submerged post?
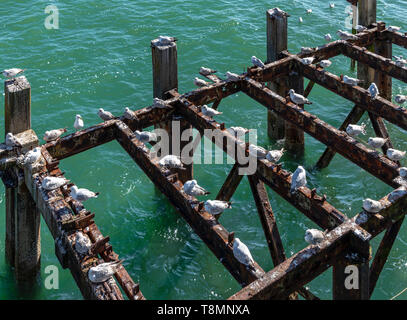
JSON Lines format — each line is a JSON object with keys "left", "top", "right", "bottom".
{"left": 266, "top": 8, "right": 288, "bottom": 141}
{"left": 4, "top": 76, "right": 41, "bottom": 280}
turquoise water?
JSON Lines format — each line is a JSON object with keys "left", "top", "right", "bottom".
{"left": 0, "top": 0, "right": 406, "bottom": 300}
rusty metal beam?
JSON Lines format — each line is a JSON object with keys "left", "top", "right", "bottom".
{"left": 216, "top": 163, "right": 243, "bottom": 202}
{"left": 242, "top": 78, "right": 400, "bottom": 187}
{"left": 383, "top": 30, "right": 407, "bottom": 50}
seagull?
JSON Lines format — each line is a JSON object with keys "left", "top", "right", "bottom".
{"left": 319, "top": 60, "right": 332, "bottom": 68}
{"left": 194, "top": 77, "right": 209, "bottom": 87}
{"left": 98, "top": 108, "right": 114, "bottom": 121}
{"left": 266, "top": 148, "right": 285, "bottom": 162}
{"left": 183, "top": 180, "right": 210, "bottom": 196}
{"left": 24, "top": 147, "right": 42, "bottom": 165}
{"left": 387, "top": 148, "right": 406, "bottom": 161}
{"left": 74, "top": 114, "right": 84, "bottom": 131}
{"left": 43, "top": 128, "right": 67, "bottom": 142}
{"left": 368, "top": 137, "right": 388, "bottom": 149}
{"left": 395, "top": 95, "right": 406, "bottom": 105}
{"left": 153, "top": 97, "right": 170, "bottom": 109}
{"left": 204, "top": 200, "right": 232, "bottom": 216}
{"left": 158, "top": 155, "right": 185, "bottom": 170}
{"left": 305, "top": 229, "right": 326, "bottom": 245}
{"left": 399, "top": 167, "right": 407, "bottom": 178}
{"left": 393, "top": 55, "right": 407, "bottom": 67}
{"left": 226, "top": 126, "right": 250, "bottom": 137}
{"left": 251, "top": 56, "right": 265, "bottom": 68}
{"left": 342, "top": 75, "right": 364, "bottom": 86}
{"left": 41, "top": 176, "right": 70, "bottom": 191}
{"left": 70, "top": 185, "right": 99, "bottom": 202}
{"left": 200, "top": 67, "right": 217, "bottom": 76}
{"left": 300, "top": 57, "right": 315, "bottom": 65}
{"left": 124, "top": 107, "right": 137, "bottom": 120}
{"left": 388, "top": 26, "right": 401, "bottom": 32}
{"left": 158, "top": 36, "right": 176, "bottom": 45}
{"left": 306, "top": 9, "right": 312, "bottom": 14}
{"left": 346, "top": 123, "right": 366, "bottom": 137}
{"left": 88, "top": 260, "right": 123, "bottom": 283}
{"left": 368, "top": 83, "right": 379, "bottom": 99}
{"left": 75, "top": 231, "right": 92, "bottom": 254}
{"left": 363, "top": 198, "right": 383, "bottom": 213}
{"left": 201, "top": 105, "right": 222, "bottom": 118}
{"left": 301, "top": 47, "right": 314, "bottom": 54}
{"left": 337, "top": 30, "right": 358, "bottom": 40}
{"left": 225, "top": 71, "right": 240, "bottom": 82}
{"left": 233, "top": 238, "right": 255, "bottom": 270}
{"left": 299, "top": 17, "right": 303, "bottom": 23}
{"left": 324, "top": 34, "right": 332, "bottom": 42}
{"left": 248, "top": 144, "right": 267, "bottom": 159}
{"left": 2, "top": 68, "right": 25, "bottom": 78}
{"left": 289, "top": 89, "right": 312, "bottom": 105}
{"left": 329, "top": 3, "right": 335, "bottom": 8}
{"left": 134, "top": 130, "right": 157, "bottom": 143}
{"left": 388, "top": 186, "right": 407, "bottom": 203}
{"left": 5, "top": 132, "right": 21, "bottom": 147}
{"left": 290, "top": 166, "right": 307, "bottom": 193}
{"left": 355, "top": 25, "right": 367, "bottom": 33}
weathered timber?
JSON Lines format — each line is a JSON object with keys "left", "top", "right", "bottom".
{"left": 242, "top": 78, "right": 400, "bottom": 187}
{"left": 228, "top": 221, "right": 371, "bottom": 300}
{"left": 216, "top": 163, "right": 244, "bottom": 202}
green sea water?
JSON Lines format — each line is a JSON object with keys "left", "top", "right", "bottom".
{"left": 0, "top": 0, "right": 406, "bottom": 300}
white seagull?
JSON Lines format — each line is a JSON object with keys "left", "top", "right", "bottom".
{"left": 2, "top": 68, "right": 25, "bottom": 78}
{"left": 319, "top": 60, "right": 332, "bottom": 68}
{"left": 158, "top": 155, "right": 185, "bottom": 170}
{"left": 388, "top": 26, "right": 401, "bottom": 32}
{"left": 74, "top": 114, "right": 84, "bottom": 131}
{"left": 388, "top": 186, "right": 407, "bottom": 203}
{"left": 124, "top": 107, "right": 137, "bottom": 120}
{"left": 306, "top": 9, "right": 312, "bottom": 14}
{"left": 200, "top": 67, "right": 217, "bottom": 76}
{"left": 363, "top": 198, "right": 383, "bottom": 213}
{"left": 251, "top": 56, "right": 265, "bottom": 68}
{"left": 399, "top": 167, "right": 407, "bottom": 178}
{"left": 346, "top": 123, "right": 366, "bottom": 137}
{"left": 355, "top": 25, "right": 367, "bottom": 33}
{"left": 70, "top": 185, "right": 99, "bottom": 202}
{"left": 289, "top": 89, "right": 312, "bottom": 105}
{"left": 301, "top": 47, "right": 314, "bottom": 54}
{"left": 43, "top": 128, "right": 67, "bottom": 142}
{"left": 201, "top": 105, "right": 222, "bottom": 118}
{"left": 324, "top": 34, "right": 332, "bottom": 42}
{"left": 134, "top": 130, "right": 157, "bottom": 143}
{"left": 266, "top": 148, "right": 285, "bottom": 162}
{"left": 24, "top": 147, "right": 43, "bottom": 165}
{"left": 300, "top": 57, "right": 315, "bottom": 65}
{"left": 204, "top": 200, "right": 232, "bottom": 216}
{"left": 233, "top": 238, "right": 255, "bottom": 270}
{"left": 183, "top": 180, "right": 210, "bottom": 196}
{"left": 41, "top": 176, "right": 70, "bottom": 191}
{"left": 337, "top": 30, "right": 358, "bottom": 40}
{"left": 98, "top": 108, "right": 114, "bottom": 121}
{"left": 5, "top": 132, "right": 21, "bottom": 147}
{"left": 75, "top": 231, "right": 92, "bottom": 255}
{"left": 387, "top": 148, "right": 406, "bottom": 161}
{"left": 368, "top": 137, "right": 388, "bottom": 149}
{"left": 194, "top": 77, "right": 209, "bottom": 87}
{"left": 248, "top": 144, "right": 268, "bottom": 159}
{"left": 225, "top": 71, "right": 240, "bottom": 82}
{"left": 368, "top": 83, "right": 379, "bottom": 99}
{"left": 88, "top": 260, "right": 123, "bottom": 283}
{"left": 158, "top": 36, "right": 176, "bottom": 45}
{"left": 342, "top": 75, "right": 363, "bottom": 86}
{"left": 305, "top": 229, "right": 326, "bottom": 245}
{"left": 227, "top": 126, "right": 250, "bottom": 137}
{"left": 395, "top": 95, "right": 406, "bottom": 105}
{"left": 290, "top": 166, "right": 307, "bottom": 193}
{"left": 153, "top": 97, "right": 170, "bottom": 109}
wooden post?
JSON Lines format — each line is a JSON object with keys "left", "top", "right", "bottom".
{"left": 4, "top": 76, "right": 41, "bottom": 280}
{"left": 266, "top": 8, "right": 288, "bottom": 140}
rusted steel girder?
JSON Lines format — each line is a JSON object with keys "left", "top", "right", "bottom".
{"left": 113, "top": 120, "right": 265, "bottom": 287}
{"left": 228, "top": 220, "right": 371, "bottom": 300}
{"left": 341, "top": 42, "right": 407, "bottom": 83}
{"left": 171, "top": 97, "right": 347, "bottom": 231}
{"left": 295, "top": 58, "right": 407, "bottom": 132}
{"left": 242, "top": 78, "right": 400, "bottom": 187}
{"left": 216, "top": 163, "right": 244, "bottom": 202}
{"left": 383, "top": 30, "right": 407, "bottom": 50}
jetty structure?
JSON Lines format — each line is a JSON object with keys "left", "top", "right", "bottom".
{"left": 1, "top": 0, "right": 407, "bottom": 300}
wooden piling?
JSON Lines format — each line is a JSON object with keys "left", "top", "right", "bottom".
{"left": 4, "top": 76, "right": 41, "bottom": 279}
{"left": 266, "top": 8, "right": 288, "bottom": 140}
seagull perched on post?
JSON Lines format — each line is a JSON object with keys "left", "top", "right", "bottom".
{"left": 153, "top": 97, "right": 170, "bottom": 109}
{"left": 226, "top": 126, "right": 250, "bottom": 138}
{"left": 194, "top": 77, "right": 209, "bottom": 87}
{"left": 319, "top": 60, "right": 332, "bottom": 68}
{"left": 388, "top": 26, "right": 401, "bottom": 32}
{"left": 266, "top": 148, "right": 285, "bottom": 162}
{"left": 88, "top": 260, "right": 123, "bottom": 283}
{"left": 41, "top": 176, "right": 70, "bottom": 191}
{"left": 233, "top": 238, "right": 255, "bottom": 270}
{"left": 123, "top": 107, "right": 137, "bottom": 120}
{"left": 341, "top": 75, "right": 364, "bottom": 86}
{"left": 204, "top": 200, "right": 232, "bottom": 216}
{"left": 75, "top": 231, "right": 92, "bottom": 255}
{"left": 395, "top": 95, "right": 406, "bottom": 105}
{"left": 305, "top": 229, "right": 326, "bottom": 245}
{"left": 183, "top": 180, "right": 210, "bottom": 196}
{"left": 251, "top": 56, "right": 265, "bottom": 68}
{"left": 201, "top": 105, "right": 222, "bottom": 118}
{"left": 393, "top": 55, "right": 407, "bottom": 67}
{"left": 200, "top": 67, "right": 217, "bottom": 76}
{"left": 74, "top": 115, "right": 84, "bottom": 131}
{"left": 387, "top": 148, "right": 406, "bottom": 161}
{"left": 368, "top": 137, "right": 388, "bottom": 149}
{"left": 24, "top": 147, "right": 43, "bottom": 165}
{"left": 2, "top": 68, "right": 25, "bottom": 79}
{"left": 399, "top": 167, "right": 407, "bottom": 178}
{"left": 158, "top": 36, "right": 176, "bottom": 45}
{"left": 98, "top": 108, "right": 114, "bottom": 121}
{"left": 368, "top": 83, "right": 379, "bottom": 100}
{"left": 43, "top": 128, "right": 67, "bottom": 142}
{"left": 5, "top": 132, "right": 21, "bottom": 148}
{"left": 134, "top": 130, "right": 157, "bottom": 143}
{"left": 158, "top": 155, "right": 185, "bottom": 170}
{"left": 225, "top": 71, "right": 240, "bottom": 82}
{"left": 324, "top": 34, "right": 332, "bottom": 42}
{"left": 388, "top": 186, "right": 407, "bottom": 203}
{"left": 300, "top": 57, "right": 315, "bottom": 65}
{"left": 363, "top": 198, "right": 383, "bottom": 213}
{"left": 300, "top": 47, "right": 314, "bottom": 54}
{"left": 355, "top": 25, "right": 367, "bottom": 33}
{"left": 346, "top": 123, "right": 366, "bottom": 137}
{"left": 290, "top": 166, "right": 307, "bottom": 193}
{"left": 248, "top": 144, "right": 268, "bottom": 159}
{"left": 70, "top": 185, "right": 99, "bottom": 202}
{"left": 288, "top": 89, "right": 312, "bottom": 105}
{"left": 337, "top": 30, "right": 358, "bottom": 40}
